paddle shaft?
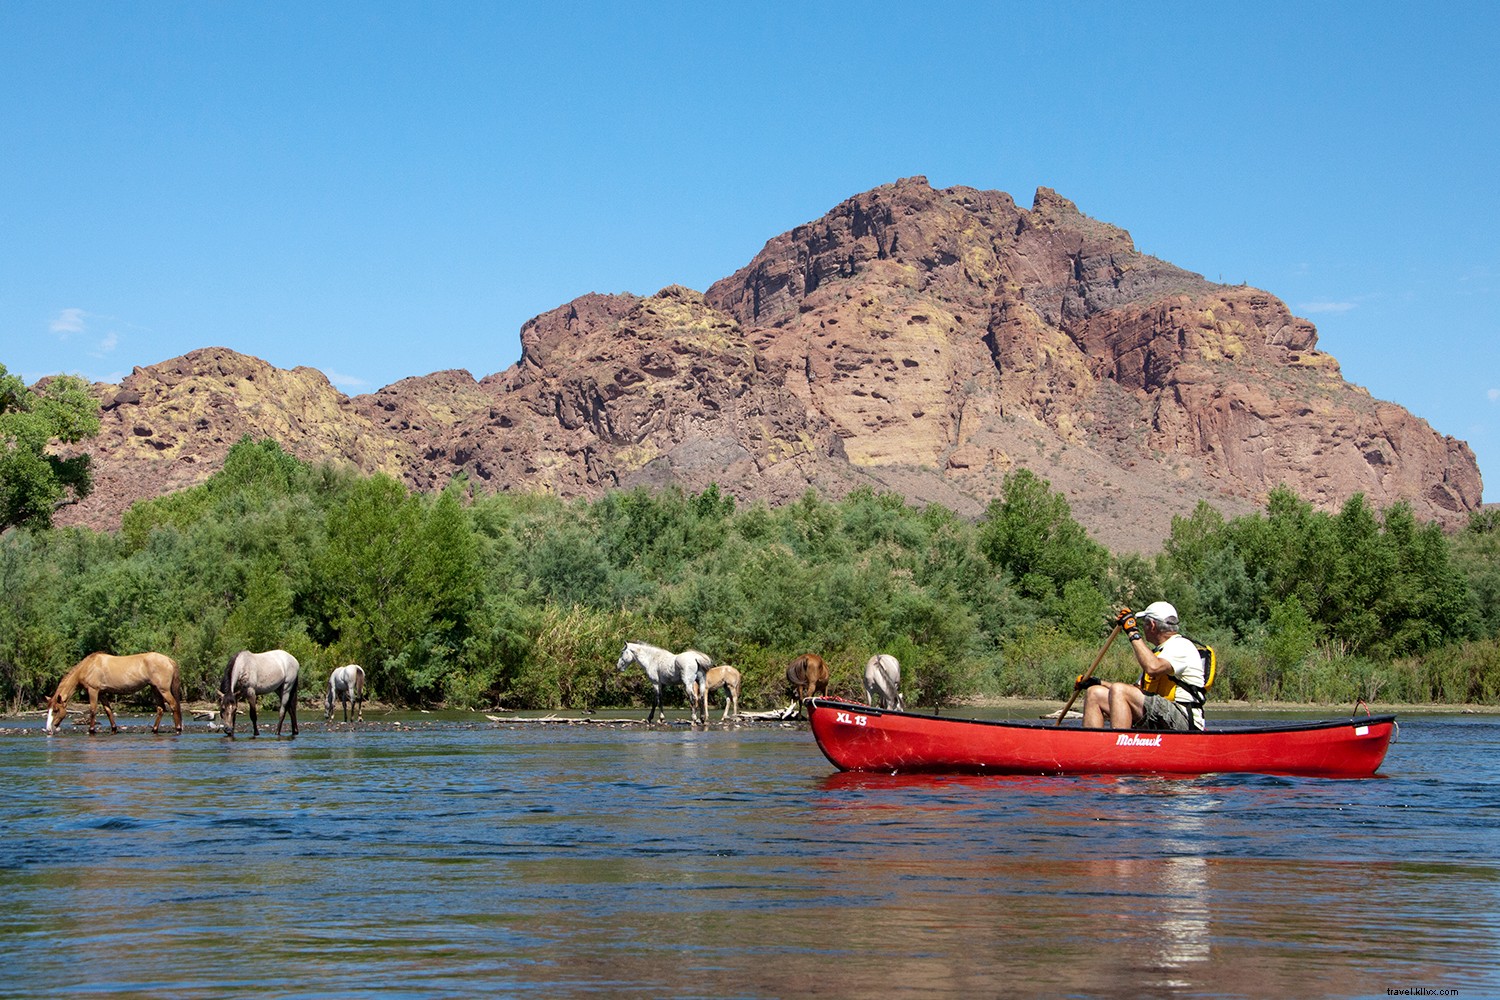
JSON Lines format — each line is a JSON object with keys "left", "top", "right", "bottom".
{"left": 1055, "top": 623, "right": 1122, "bottom": 726}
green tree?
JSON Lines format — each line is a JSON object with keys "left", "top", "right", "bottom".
{"left": 0, "top": 365, "right": 101, "bottom": 531}
{"left": 979, "top": 469, "right": 1108, "bottom": 602}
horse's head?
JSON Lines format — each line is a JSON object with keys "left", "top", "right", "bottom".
{"left": 42, "top": 693, "right": 69, "bottom": 734}
{"left": 616, "top": 644, "right": 635, "bottom": 672}
{"left": 218, "top": 687, "right": 237, "bottom": 732}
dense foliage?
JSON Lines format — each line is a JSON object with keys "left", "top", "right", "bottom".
{"left": 0, "top": 364, "right": 100, "bottom": 532}
{"left": 2, "top": 437, "right": 1496, "bottom": 714}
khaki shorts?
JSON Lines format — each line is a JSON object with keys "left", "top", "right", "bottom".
{"left": 1138, "top": 694, "right": 1191, "bottom": 732}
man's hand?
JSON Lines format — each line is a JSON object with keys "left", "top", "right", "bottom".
{"left": 1116, "top": 607, "right": 1141, "bottom": 642}
{"left": 1074, "top": 675, "right": 1102, "bottom": 691}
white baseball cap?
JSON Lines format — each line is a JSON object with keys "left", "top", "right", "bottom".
{"left": 1138, "top": 602, "right": 1179, "bottom": 627}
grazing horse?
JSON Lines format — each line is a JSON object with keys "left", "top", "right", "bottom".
{"left": 220, "top": 649, "right": 300, "bottom": 738}
{"left": 863, "top": 653, "right": 905, "bottom": 711}
{"left": 616, "top": 642, "right": 711, "bottom": 724}
{"left": 326, "top": 664, "right": 366, "bottom": 723}
{"left": 43, "top": 652, "right": 183, "bottom": 735}
{"left": 704, "top": 663, "right": 742, "bottom": 721}
{"left": 786, "top": 653, "right": 829, "bottom": 708}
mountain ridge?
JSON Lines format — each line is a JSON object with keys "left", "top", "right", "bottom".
{"left": 51, "top": 177, "right": 1483, "bottom": 552}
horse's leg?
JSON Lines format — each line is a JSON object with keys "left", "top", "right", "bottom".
{"left": 85, "top": 689, "right": 101, "bottom": 734}
{"left": 100, "top": 693, "right": 120, "bottom": 734}
{"left": 247, "top": 691, "right": 261, "bottom": 737}
{"left": 647, "top": 683, "right": 661, "bottom": 724}
{"left": 164, "top": 681, "right": 182, "bottom": 733}
{"left": 278, "top": 682, "right": 298, "bottom": 737}
{"left": 150, "top": 691, "right": 165, "bottom": 734}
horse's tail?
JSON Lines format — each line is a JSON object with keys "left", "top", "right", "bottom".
{"left": 355, "top": 665, "right": 366, "bottom": 698}
{"left": 171, "top": 665, "right": 185, "bottom": 704}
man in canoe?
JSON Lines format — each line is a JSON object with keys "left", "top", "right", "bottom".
{"left": 1079, "top": 601, "right": 1206, "bottom": 731}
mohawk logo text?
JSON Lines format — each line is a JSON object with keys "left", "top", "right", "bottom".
{"left": 1115, "top": 734, "right": 1163, "bottom": 747}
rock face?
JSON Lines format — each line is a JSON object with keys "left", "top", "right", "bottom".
{"left": 50, "top": 178, "right": 1484, "bottom": 551}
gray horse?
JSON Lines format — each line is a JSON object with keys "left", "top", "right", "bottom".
{"left": 863, "top": 653, "right": 904, "bottom": 710}
{"left": 220, "top": 649, "right": 300, "bottom": 738}
{"left": 617, "top": 642, "right": 711, "bottom": 724}
{"left": 326, "top": 663, "right": 366, "bottom": 724}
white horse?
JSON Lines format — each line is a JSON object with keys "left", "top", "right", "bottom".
{"left": 326, "top": 664, "right": 366, "bottom": 723}
{"left": 220, "top": 649, "right": 300, "bottom": 738}
{"left": 617, "top": 642, "right": 711, "bottom": 724}
{"left": 704, "top": 664, "right": 741, "bottom": 720}
{"left": 864, "top": 653, "right": 904, "bottom": 710}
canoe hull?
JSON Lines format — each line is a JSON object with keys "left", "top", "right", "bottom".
{"left": 807, "top": 698, "right": 1395, "bottom": 777}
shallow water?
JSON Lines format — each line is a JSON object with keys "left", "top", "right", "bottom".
{"left": 2, "top": 711, "right": 1496, "bottom": 998}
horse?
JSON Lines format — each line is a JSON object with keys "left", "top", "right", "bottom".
{"left": 786, "top": 653, "right": 829, "bottom": 709}
{"left": 220, "top": 649, "right": 300, "bottom": 738}
{"left": 326, "top": 664, "right": 366, "bottom": 723}
{"left": 704, "top": 663, "right": 741, "bottom": 720}
{"left": 863, "top": 653, "right": 904, "bottom": 710}
{"left": 616, "top": 642, "right": 711, "bottom": 724}
{"left": 42, "top": 652, "right": 183, "bottom": 735}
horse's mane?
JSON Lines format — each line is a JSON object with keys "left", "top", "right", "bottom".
{"left": 51, "top": 659, "right": 88, "bottom": 701}
{"left": 220, "top": 651, "right": 241, "bottom": 697}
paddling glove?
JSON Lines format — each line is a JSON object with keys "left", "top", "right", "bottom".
{"left": 1074, "top": 675, "right": 1101, "bottom": 690}
{"left": 1116, "top": 607, "right": 1137, "bottom": 631}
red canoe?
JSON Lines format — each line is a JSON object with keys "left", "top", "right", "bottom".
{"left": 807, "top": 697, "right": 1396, "bottom": 777}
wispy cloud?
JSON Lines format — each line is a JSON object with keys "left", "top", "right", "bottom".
{"left": 50, "top": 307, "right": 128, "bottom": 358}
{"left": 1297, "top": 301, "right": 1358, "bottom": 315}
{"left": 325, "top": 370, "right": 369, "bottom": 391}
{"left": 1488, "top": 388, "right": 1499, "bottom": 404}
{"left": 50, "top": 307, "right": 88, "bottom": 337}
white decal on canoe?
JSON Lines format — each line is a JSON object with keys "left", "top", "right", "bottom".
{"left": 834, "top": 711, "right": 868, "bottom": 726}
{"left": 1115, "top": 733, "right": 1163, "bottom": 747}
{"left": 1355, "top": 725, "right": 1369, "bottom": 736}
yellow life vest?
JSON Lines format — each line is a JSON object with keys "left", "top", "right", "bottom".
{"left": 1139, "top": 636, "right": 1215, "bottom": 705}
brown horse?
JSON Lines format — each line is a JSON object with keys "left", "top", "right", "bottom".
{"left": 43, "top": 652, "right": 184, "bottom": 735}
{"left": 786, "top": 653, "right": 829, "bottom": 710}
{"left": 704, "top": 664, "right": 741, "bottom": 720}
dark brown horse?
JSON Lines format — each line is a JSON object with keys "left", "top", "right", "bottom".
{"left": 43, "top": 652, "right": 184, "bottom": 735}
{"left": 786, "top": 653, "right": 829, "bottom": 709}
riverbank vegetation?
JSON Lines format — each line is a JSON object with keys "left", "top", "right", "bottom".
{"left": 2, "top": 437, "right": 1497, "bottom": 713}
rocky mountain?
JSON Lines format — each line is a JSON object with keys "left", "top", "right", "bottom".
{"left": 51, "top": 177, "right": 1484, "bottom": 552}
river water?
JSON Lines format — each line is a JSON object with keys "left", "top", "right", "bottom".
{"left": 2, "top": 709, "right": 1496, "bottom": 999}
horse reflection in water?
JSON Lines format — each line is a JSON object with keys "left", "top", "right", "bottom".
{"left": 704, "top": 664, "right": 742, "bottom": 720}
{"left": 616, "top": 642, "right": 711, "bottom": 724}
{"left": 326, "top": 664, "right": 366, "bottom": 724}
{"left": 220, "top": 649, "right": 300, "bottom": 738}
{"left": 42, "top": 651, "right": 184, "bottom": 735}
{"left": 863, "top": 653, "right": 904, "bottom": 711}
{"left": 786, "top": 653, "right": 829, "bottom": 715}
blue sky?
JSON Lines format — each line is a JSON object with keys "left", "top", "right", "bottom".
{"left": 3, "top": 2, "right": 1496, "bottom": 502}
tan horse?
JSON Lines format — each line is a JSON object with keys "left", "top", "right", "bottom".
{"left": 703, "top": 664, "right": 741, "bottom": 720}
{"left": 786, "top": 653, "right": 829, "bottom": 711}
{"left": 43, "top": 652, "right": 184, "bottom": 735}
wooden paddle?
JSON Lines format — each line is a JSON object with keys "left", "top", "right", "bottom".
{"left": 1055, "top": 622, "right": 1122, "bottom": 726}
